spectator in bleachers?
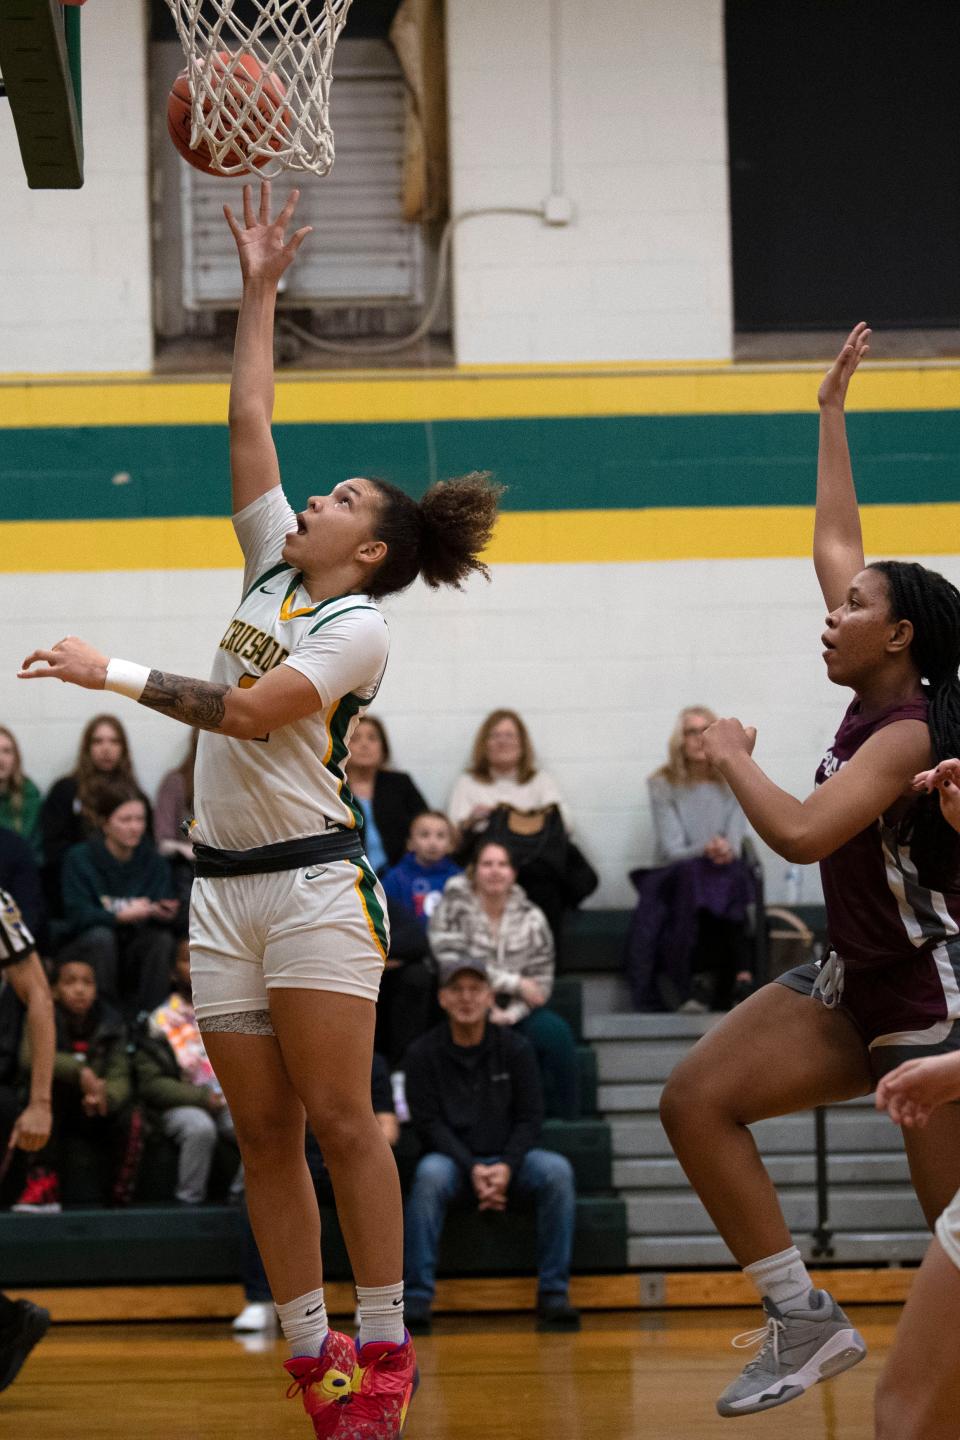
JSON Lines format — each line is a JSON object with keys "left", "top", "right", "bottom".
{"left": 153, "top": 729, "right": 199, "bottom": 913}
{"left": 377, "top": 812, "right": 460, "bottom": 1070}
{"left": 0, "top": 727, "right": 43, "bottom": 863}
{"left": 59, "top": 783, "right": 178, "bottom": 1021}
{"left": 427, "top": 841, "right": 579, "bottom": 1119}
{"left": 632, "top": 705, "right": 756, "bottom": 1012}
{"left": 344, "top": 716, "right": 429, "bottom": 873}
{"left": 448, "top": 709, "right": 571, "bottom": 836}
{"left": 447, "top": 710, "right": 595, "bottom": 942}
{"left": 13, "top": 955, "right": 139, "bottom": 1213}
{"left": 133, "top": 936, "right": 239, "bottom": 1206}
{"left": 403, "top": 957, "right": 580, "bottom": 1335}
{"left": 233, "top": 1052, "right": 398, "bottom": 1333}
{"left": 41, "top": 714, "right": 152, "bottom": 914}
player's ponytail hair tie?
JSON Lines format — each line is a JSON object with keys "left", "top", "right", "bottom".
{"left": 366, "top": 472, "right": 503, "bottom": 600}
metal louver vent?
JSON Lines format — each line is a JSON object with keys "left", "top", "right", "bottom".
{"left": 180, "top": 39, "right": 424, "bottom": 311}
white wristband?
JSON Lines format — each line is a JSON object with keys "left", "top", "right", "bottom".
{"left": 104, "top": 658, "right": 151, "bottom": 701}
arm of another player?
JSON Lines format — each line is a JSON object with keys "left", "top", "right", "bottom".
{"left": 225, "top": 180, "right": 312, "bottom": 514}
{"left": 5, "top": 952, "right": 54, "bottom": 1151}
{"left": 876, "top": 1053, "right": 960, "bottom": 1129}
{"left": 703, "top": 716, "right": 930, "bottom": 864}
{"left": 813, "top": 322, "right": 871, "bottom": 612}
{"left": 18, "top": 636, "right": 323, "bottom": 741}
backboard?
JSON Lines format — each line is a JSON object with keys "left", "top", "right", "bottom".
{"left": 0, "top": 0, "right": 84, "bottom": 188}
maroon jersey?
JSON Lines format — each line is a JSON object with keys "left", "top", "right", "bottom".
{"left": 817, "top": 696, "right": 960, "bottom": 970}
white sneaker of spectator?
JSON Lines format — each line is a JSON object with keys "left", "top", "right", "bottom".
{"left": 232, "top": 1301, "right": 276, "bottom": 1333}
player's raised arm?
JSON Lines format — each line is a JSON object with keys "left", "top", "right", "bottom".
{"left": 223, "top": 180, "right": 312, "bottom": 514}
{"left": 813, "top": 322, "right": 871, "bottom": 612}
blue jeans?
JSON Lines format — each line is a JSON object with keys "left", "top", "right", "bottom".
{"left": 404, "top": 1148, "right": 576, "bottom": 1304}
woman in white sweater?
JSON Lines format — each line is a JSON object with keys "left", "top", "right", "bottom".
{"left": 448, "top": 710, "right": 570, "bottom": 835}
{"left": 427, "top": 841, "right": 579, "bottom": 1117}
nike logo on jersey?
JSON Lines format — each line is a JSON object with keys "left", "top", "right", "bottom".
{"left": 259, "top": 584, "right": 279, "bottom": 594}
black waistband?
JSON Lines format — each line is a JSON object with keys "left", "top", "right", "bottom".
{"left": 193, "top": 830, "right": 365, "bottom": 879}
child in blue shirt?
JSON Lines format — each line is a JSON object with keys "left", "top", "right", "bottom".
{"left": 382, "top": 812, "right": 462, "bottom": 932}
{"left": 377, "top": 813, "right": 462, "bottom": 1072}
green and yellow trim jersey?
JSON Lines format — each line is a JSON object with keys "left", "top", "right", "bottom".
{"left": 193, "top": 487, "right": 388, "bottom": 850}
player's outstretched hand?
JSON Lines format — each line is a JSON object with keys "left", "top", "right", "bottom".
{"left": 702, "top": 718, "right": 757, "bottom": 769}
{"left": 913, "top": 758, "right": 960, "bottom": 834}
{"left": 224, "top": 179, "right": 312, "bottom": 284}
{"left": 18, "top": 635, "right": 108, "bottom": 690}
{"left": 876, "top": 1053, "right": 960, "bottom": 1129}
{"left": 818, "top": 322, "right": 871, "bottom": 411}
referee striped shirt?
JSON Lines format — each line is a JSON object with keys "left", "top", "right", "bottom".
{"left": 0, "top": 888, "right": 34, "bottom": 967}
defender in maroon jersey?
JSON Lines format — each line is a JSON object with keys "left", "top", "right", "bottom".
{"left": 660, "top": 323, "right": 960, "bottom": 1421}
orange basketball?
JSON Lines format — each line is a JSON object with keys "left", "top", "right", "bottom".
{"left": 167, "top": 51, "right": 288, "bottom": 176}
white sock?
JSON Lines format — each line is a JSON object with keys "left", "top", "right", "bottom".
{"left": 744, "top": 1246, "right": 814, "bottom": 1310}
{"left": 275, "top": 1287, "right": 329, "bottom": 1358}
{"left": 356, "top": 1282, "right": 405, "bottom": 1348}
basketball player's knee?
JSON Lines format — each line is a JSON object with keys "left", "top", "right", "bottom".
{"left": 231, "top": 1106, "right": 303, "bottom": 1171}
{"left": 659, "top": 1064, "right": 703, "bottom": 1139}
{"left": 308, "top": 1107, "right": 372, "bottom": 1163}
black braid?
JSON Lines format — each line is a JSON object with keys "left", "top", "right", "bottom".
{"left": 870, "top": 560, "right": 960, "bottom": 877}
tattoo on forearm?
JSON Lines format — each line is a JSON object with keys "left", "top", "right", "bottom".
{"left": 140, "top": 670, "right": 230, "bottom": 731}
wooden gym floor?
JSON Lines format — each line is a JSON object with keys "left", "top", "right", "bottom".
{"left": 3, "top": 1307, "right": 899, "bottom": 1439}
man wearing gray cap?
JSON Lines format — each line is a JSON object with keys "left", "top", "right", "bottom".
{"left": 402, "top": 956, "right": 579, "bottom": 1333}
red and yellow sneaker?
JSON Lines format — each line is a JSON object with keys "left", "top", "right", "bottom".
{"left": 284, "top": 1330, "right": 357, "bottom": 1438}
{"left": 11, "top": 1166, "right": 61, "bottom": 1214}
{"left": 339, "top": 1332, "right": 418, "bottom": 1439}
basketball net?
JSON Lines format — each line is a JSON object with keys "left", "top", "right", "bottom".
{"left": 163, "top": 0, "right": 354, "bottom": 176}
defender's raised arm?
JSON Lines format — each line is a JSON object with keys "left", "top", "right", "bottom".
{"left": 814, "top": 322, "right": 871, "bottom": 612}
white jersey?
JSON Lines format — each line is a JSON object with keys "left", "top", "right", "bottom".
{"left": 193, "top": 487, "right": 389, "bottom": 850}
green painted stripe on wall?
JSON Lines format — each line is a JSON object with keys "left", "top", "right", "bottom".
{"left": 2, "top": 409, "right": 959, "bottom": 521}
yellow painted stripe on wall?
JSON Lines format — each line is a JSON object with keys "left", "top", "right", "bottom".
{"left": 3, "top": 503, "right": 959, "bottom": 573}
{"left": 0, "top": 363, "right": 958, "bottom": 427}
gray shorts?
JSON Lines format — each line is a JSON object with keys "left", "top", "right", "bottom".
{"left": 776, "top": 938, "right": 960, "bottom": 1081}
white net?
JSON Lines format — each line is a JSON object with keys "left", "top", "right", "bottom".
{"left": 164, "top": 0, "right": 354, "bottom": 176}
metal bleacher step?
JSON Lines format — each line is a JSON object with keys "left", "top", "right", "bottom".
{"left": 624, "top": 1185, "right": 925, "bottom": 1237}
{"left": 611, "top": 1108, "right": 906, "bottom": 1160}
{"left": 627, "top": 1230, "right": 930, "bottom": 1269}
{"left": 613, "top": 1150, "right": 912, "bottom": 1190}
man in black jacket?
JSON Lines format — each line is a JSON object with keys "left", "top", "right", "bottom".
{"left": 403, "top": 958, "right": 579, "bottom": 1334}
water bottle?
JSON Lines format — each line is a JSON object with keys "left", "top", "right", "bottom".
{"left": 784, "top": 863, "right": 802, "bottom": 907}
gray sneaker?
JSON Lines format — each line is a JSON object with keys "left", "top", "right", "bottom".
{"left": 716, "top": 1289, "right": 866, "bottom": 1418}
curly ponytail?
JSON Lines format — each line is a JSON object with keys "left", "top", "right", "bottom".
{"left": 870, "top": 559, "right": 960, "bottom": 874}
{"left": 366, "top": 471, "right": 503, "bottom": 600}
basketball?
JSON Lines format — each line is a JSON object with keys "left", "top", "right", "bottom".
{"left": 166, "top": 52, "right": 288, "bottom": 176}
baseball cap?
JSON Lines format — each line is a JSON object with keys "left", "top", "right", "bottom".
{"left": 438, "top": 958, "right": 490, "bottom": 987}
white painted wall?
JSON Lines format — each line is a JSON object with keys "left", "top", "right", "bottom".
{"left": 9, "top": 551, "right": 954, "bottom": 910}
{"left": 446, "top": 0, "right": 732, "bottom": 364}
{"left": 0, "top": 0, "right": 152, "bottom": 373}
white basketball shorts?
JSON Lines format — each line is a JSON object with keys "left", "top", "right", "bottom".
{"left": 189, "top": 856, "right": 389, "bottom": 1022}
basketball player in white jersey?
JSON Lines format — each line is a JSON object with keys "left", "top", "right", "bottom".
{"left": 20, "top": 181, "right": 500, "bottom": 1440}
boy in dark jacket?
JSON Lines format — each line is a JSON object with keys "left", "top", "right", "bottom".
{"left": 133, "top": 937, "right": 238, "bottom": 1205}
{"left": 403, "top": 958, "right": 579, "bottom": 1334}
{"left": 59, "top": 782, "right": 178, "bottom": 1021}
{"left": 14, "top": 955, "right": 137, "bottom": 1212}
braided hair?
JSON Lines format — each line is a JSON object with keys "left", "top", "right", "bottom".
{"left": 870, "top": 560, "right": 960, "bottom": 873}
